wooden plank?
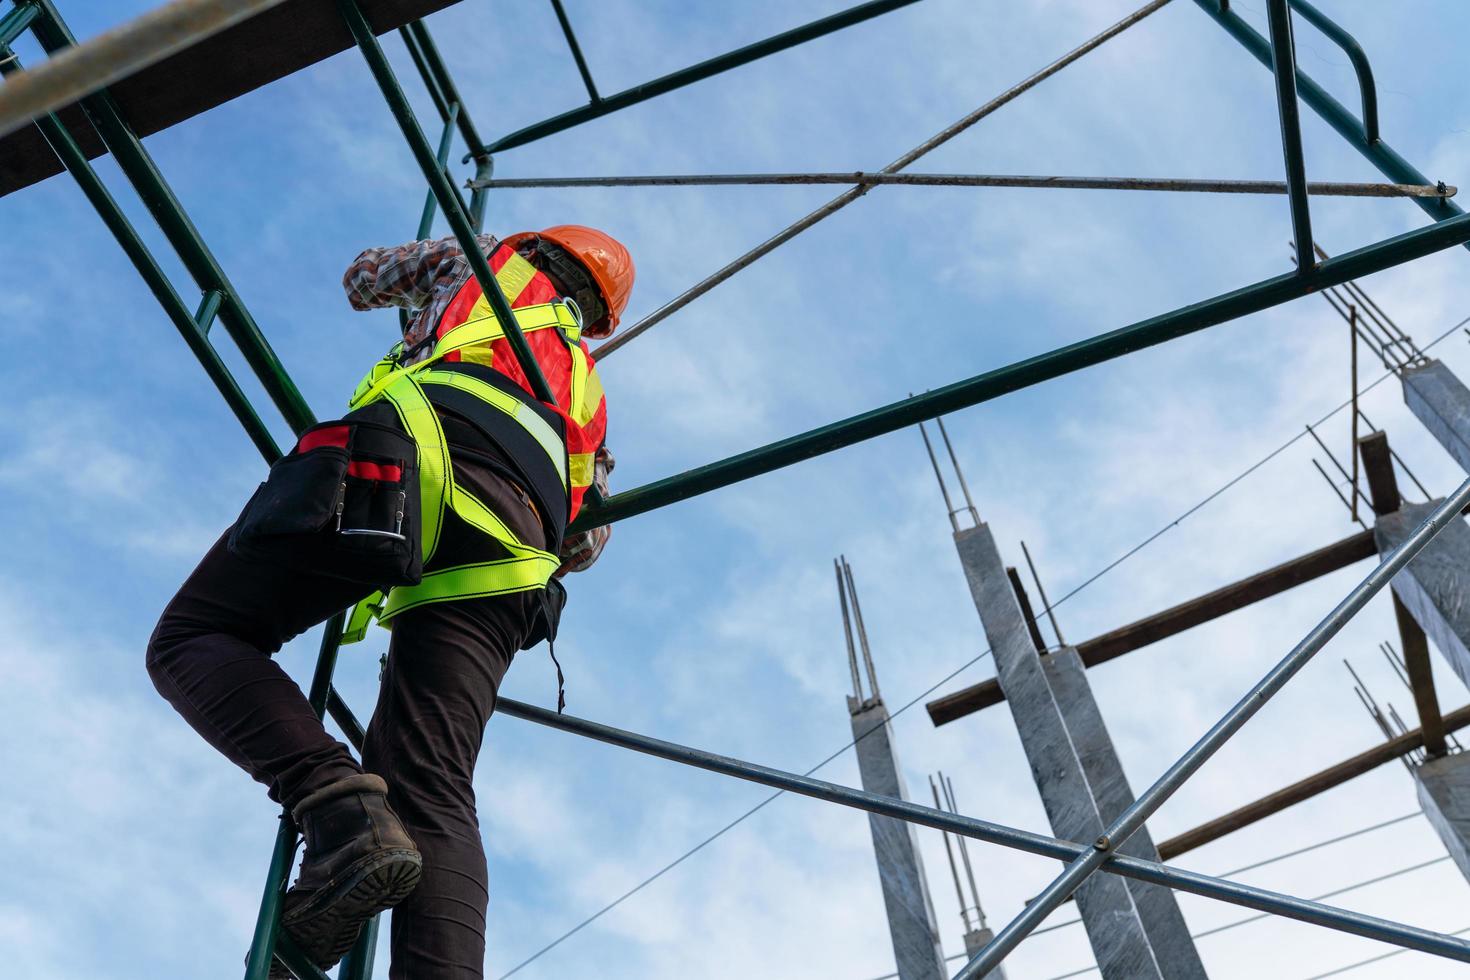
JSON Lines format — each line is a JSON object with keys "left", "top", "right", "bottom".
{"left": 1, "top": 0, "right": 461, "bottom": 197}
{"left": 927, "top": 529, "right": 1378, "bottom": 726}
{"left": 1395, "top": 584, "right": 1448, "bottom": 756}
{"left": 1156, "top": 703, "right": 1470, "bottom": 859}
{"left": 1358, "top": 430, "right": 1402, "bottom": 515}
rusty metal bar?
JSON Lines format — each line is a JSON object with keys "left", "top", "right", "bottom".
{"left": 473, "top": 171, "right": 1454, "bottom": 198}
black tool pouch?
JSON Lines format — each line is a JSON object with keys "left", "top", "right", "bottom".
{"left": 228, "top": 402, "right": 423, "bottom": 588}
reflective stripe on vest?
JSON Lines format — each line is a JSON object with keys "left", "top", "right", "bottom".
{"left": 417, "top": 368, "right": 568, "bottom": 489}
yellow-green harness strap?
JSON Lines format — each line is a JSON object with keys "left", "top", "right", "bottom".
{"left": 341, "top": 370, "right": 561, "bottom": 644}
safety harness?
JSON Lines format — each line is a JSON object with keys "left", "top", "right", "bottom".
{"left": 339, "top": 297, "right": 585, "bottom": 647}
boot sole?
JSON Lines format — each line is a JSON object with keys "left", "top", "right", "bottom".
{"left": 271, "top": 848, "right": 422, "bottom": 977}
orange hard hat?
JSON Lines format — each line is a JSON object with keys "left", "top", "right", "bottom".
{"left": 504, "top": 225, "right": 635, "bottom": 337}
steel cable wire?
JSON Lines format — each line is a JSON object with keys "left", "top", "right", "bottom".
{"left": 498, "top": 314, "right": 1469, "bottom": 978}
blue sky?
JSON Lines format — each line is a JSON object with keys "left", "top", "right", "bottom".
{"left": 4, "top": 0, "right": 1470, "bottom": 977}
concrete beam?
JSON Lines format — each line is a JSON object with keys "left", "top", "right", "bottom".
{"left": 850, "top": 699, "right": 949, "bottom": 980}
{"left": 1415, "top": 752, "right": 1470, "bottom": 883}
{"left": 1404, "top": 360, "right": 1470, "bottom": 475}
{"left": 1375, "top": 501, "right": 1470, "bottom": 693}
{"left": 955, "top": 525, "right": 1205, "bottom": 979}
{"left": 1042, "top": 649, "right": 1204, "bottom": 974}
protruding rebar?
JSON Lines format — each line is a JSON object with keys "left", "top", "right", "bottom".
{"left": 836, "top": 557, "right": 863, "bottom": 702}
{"left": 944, "top": 774, "right": 989, "bottom": 928}
{"left": 918, "top": 418, "right": 960, "bottom": 533}
{"left": 843, "top": 558, "right": 881, "bottom": 701}
{"left": 935, "top": 415, "right": 980, "bottom": 527}
{"left": 931, "top": 775, "right": 974, "bottom": 934}
{"left": 1020, "top": 541, "right": 1066, "bottom": 647}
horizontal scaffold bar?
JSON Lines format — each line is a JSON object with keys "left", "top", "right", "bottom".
{"left": 483, "top": 0, "right": 924, "bottom": 153}
{"left": 471, "top": 171, "right": 1456, "bottom": 199}
{"left": 493, "top": 693, "right": 1470, "bottom": 964}
{"left": 569, "top": 209, "right": 1470, "bottom": 533}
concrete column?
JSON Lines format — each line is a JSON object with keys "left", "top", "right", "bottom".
{"left": 849, "top": 699, "right": 949, "bottom": 980}
{"left": 1374, "top": 501, "right": 1470, "bottom": 693}
{"left": 955, "top": 525, "right": 1171, "bottom": 980}
{"left": 1403, "top": 360, "right": 1470, "bottom": 474}
{"left": 1042, "top": 649, "right": 1207, "bottom": 977}
{"left": 1414, "top": 752, "right": 1470, "bottom": 883}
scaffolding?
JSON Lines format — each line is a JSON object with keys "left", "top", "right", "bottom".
{"left": 3, "top": 0, "right": 1470, "bottom": 977}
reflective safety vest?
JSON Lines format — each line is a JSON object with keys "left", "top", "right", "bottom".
{"left": 340, "top": 247, "right": 602, "bottom": 640}
{"left": 435, "top": 242, "right": 608, "bottom": 521}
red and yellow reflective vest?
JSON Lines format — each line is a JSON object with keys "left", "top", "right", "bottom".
{"left": 434, "top": 242, "right": 607, "bottom": 522}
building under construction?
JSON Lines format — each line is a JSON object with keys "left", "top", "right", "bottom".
{"left": 5, "top": 0, "right": 1470, "bottom": 977}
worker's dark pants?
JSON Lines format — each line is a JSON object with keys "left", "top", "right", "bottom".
{"left": 147, "top": 455, "right": 543, "bottom": 980}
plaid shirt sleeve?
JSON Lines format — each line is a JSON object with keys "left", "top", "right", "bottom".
{"left": 342, "top": 234, "right": 495, "bottom": 311}
{"left": 556, "top": 446, "right": 614, "bottom": 576}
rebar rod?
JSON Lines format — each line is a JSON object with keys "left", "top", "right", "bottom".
{"left": 1021, "top": 541, "right": 1066, "bottom": 646}
{"left": 0, "top": 0, "right": 290, "bottom": 139}
{"left": 570, "top": 211, "right": 1470, "bottom": 533}
{"left": 492, "top": 694, "right": 1470, "bottom": 964}
{"left": 1350, "top": 307, "right": 1361, "bottom": 521}
{"left": 843, "top": 559, "right": 881, "bottom": 701}
{"left": 837, "top": 558, "right": 863, "bottom": 701}
{"left": 957, "top": 474, "right": 1470, "bottom": 977}
{"left": 944, "top": 775, "right": 987, "bottom": 926}
{"left": 474, "top": 171, "right": 1454, "bottom": 198}
{"left": 935, "top": 415, "right": 980, "bottom": 525}
{"left": 594, "top": 0, "right": 1177, "bottom": 360}
{"left": 1312, "top": 459, "right": 1363, "bottom": 524}
{"left": 1306, "top": 424, "right": 1372, "bottom": 516}
{"left": 918, "top": 420, "right": 961, "bottom": 532}
{"left": 931, "top": 776, "right": 974, "bottom": 933}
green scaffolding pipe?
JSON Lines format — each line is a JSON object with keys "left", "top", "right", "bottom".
{"left": 1194, "top": 0, "right": 1465, "bottom": 241}
{"left": 1264, "top": 0, "right": 1313, "bottom": 272}
{"left": 548, "top": 0, "right": 599, "bottom": 102}
{"left": 0, "top": 1, "right": 38, "bottom": 46}
{"left": 338, "top": 0, "right": 558, "bottom": 407}
{"left": 417, "top": 101, "right": 460, "bottom": 238}
{"left": 0, "top": 48, "right": 281, "bottom": 461}
{"left": 28, "top": 0, "right": 318, "bottom": 436}
{"left": 484, "top": 0, "right": 925, "bottom": 154}
{"left": 402, "top": 20, "right": 488, "bottom": 162}
{"left": 1287, "top": 0, "right": 1378, "bottom": 144}
{"left": 570, "top": 209, "right": 1470, "bottom": 532}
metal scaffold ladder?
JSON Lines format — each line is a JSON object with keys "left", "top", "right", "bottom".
{"left": 4, "top": 0, "right": 1470, "bottom": 977}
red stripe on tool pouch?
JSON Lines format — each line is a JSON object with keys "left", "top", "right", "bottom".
{"left": 348, "top": 461, "right": 402, "bottom": 482}
{"left": 297, "top": 425, "right": 350, "bottom": 453}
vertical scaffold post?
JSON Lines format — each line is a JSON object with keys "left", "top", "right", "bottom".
{"left": 1265, "top": 0, "right": 1313, "bottom": 271}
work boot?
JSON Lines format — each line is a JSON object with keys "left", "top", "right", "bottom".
{"left": 272, "top": 773, "right": 421, "bottom": 976}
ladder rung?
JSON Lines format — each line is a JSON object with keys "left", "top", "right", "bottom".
{"left": 194, "top": 288, "right": 224, "bottom": 334}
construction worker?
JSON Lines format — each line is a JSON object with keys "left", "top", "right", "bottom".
{"left": 146, "top": 226, "right": 633, "bottom": 977}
